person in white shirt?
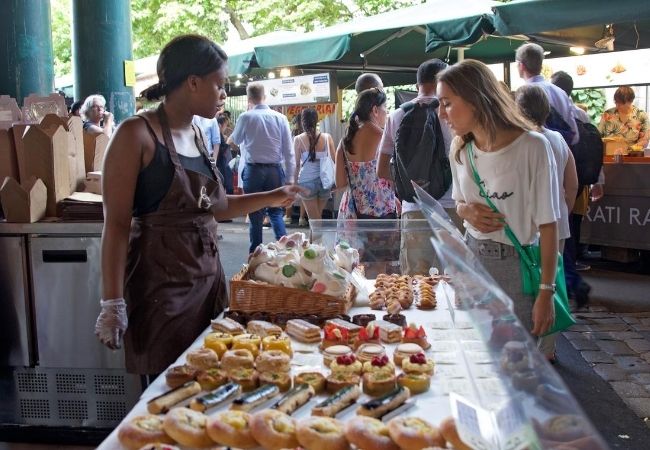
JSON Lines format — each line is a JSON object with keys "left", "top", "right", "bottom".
{"left": 377, "top": 59, "right": 460, "bottom": 275}
{"left": 437, "top": 59, "right": 560, "bottom": 337}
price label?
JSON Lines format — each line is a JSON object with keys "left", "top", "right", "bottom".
{"left": 495, "top": 400, "right": 535, "bottom": 450}
{"left": 450, "top": 393, "right": 495, "bottom": 450}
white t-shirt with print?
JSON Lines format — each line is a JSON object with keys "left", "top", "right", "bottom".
{"left": 450, "top": 131, "right": 560, "bottom": 246}
{"left": 541, "top": 128, "right": 570, "bottom": 240}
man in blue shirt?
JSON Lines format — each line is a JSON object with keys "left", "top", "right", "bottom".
{"left": 228, "top": 83, "right": 295, "bottom": 253}
{"left": 193, "top": 115, "right": 220, "bottom": 156}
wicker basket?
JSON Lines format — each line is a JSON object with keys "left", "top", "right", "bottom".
{"left": 229, "top": 264, "right": 359, "bottom": 317}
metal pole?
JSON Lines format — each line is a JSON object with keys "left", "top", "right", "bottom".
{"left": 72, "top": 0, "right": 134, "bottom": 123}
{"left": 0, "top": 0, "right": 55, "bottom": 104}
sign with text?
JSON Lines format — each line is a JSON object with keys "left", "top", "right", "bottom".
{"left": 258, "top": 73, "right": 336, "bottom": 107}
{"left": 285, "top": 103, "right": 337, "bottom": 122}
{"left": 582, "top": 195, "right": 650, "bottom": 250}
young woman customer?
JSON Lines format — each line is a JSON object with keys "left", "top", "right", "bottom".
{"left": 294, "top": 108, "right": 336, "bottom": 222}
{"left": 94, "top": 34, "right": 302, "bottom": 380}
{"left": 436, "top": 60, "right": 560, "bottom": 337}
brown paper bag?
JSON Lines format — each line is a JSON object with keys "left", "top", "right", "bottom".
{"left": 0, "top": 176, "right": 47, "bottom": 223}
{"left": 83, "top": 132, "right": 109, "bottom": 173}
{"left": 39, "top": 113, "right": 86, "bottom": 192}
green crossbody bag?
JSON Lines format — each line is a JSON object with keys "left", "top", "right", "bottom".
{"left": 466, "top": 143, "right": 575, "bottom": 335}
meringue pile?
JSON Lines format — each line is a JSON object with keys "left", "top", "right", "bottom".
{"left": 247, "top": 232, "right": 360, "bottom": 298}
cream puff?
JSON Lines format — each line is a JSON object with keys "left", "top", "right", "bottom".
{"left": 118, "top": 414, "right": 175, "bottom": 450}
{"left": 345, "top": 416, "right": 399, "bottom": 450}
{"left": 185, "top": 347, "right": 219, "bottom": 371}
{"left": 206, "top": 410, "right": 258, "bottom": 449}
{"left": 250, "top": 409, "right": 299, "bottom": 450}
{"left": 162, "top": 407, "right": 213, "bottom": 448}
{"left": 297, "top": 416, "right": 350, "bottom": 450}
{"left": 387, "top": 416, "right": 446, "bottom": 450}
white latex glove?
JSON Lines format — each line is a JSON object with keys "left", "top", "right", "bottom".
{"left": 95, "top": 298, "right": 128, "bottom": 350}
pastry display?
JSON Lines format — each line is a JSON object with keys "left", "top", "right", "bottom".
{"left": 326, "top": 372, "right": 361, "bottom": 394}
{"left": 402, "top": 323, "right": 430, "bottom": 350}
{"left": 393, "top": 343, "right": 424, "bottom": 367}
{"left": 357, "top": 386, "right": 411, "bottom": 418}
{"left": 262, "top": 334, "right": 293, "bottom": 356}
{"left": 356, "top": 343, "right": 386, "bottom": 364}
{"left": 247, "top": 320, "right": 283, "bottom": 338}
{"left": 228, "top": 368, "right": 260, "bottom": 392}
{"left": 297, "top": 416, "right": 350, "bottom": 450}
{"left": 345, "top": 416, "right": 399, "bottom": 450}
{"left": 539, "top": 414, "right": 591, "bottom": 442}
{"left": 195, "top": 367, "right": 228, "bottom": 391}
{"left": 221, "top": 349, "right": 255, "bottom": 372}
{"left": 439, "top": 417, "right": 471, "bottom": 450}
{"left": 500, "top": 341, "right": 531, "bottom": 374}
{"left": 374, "top": 320, "right": 403, "bottom": 343}
{"left": 323, "top": 345, "right": 353, "bottom": 367}
{"left": 362, "top": 355, "right": 395, "bottom": 375}
{"left": 294, "top": 372, "right": 327, "bottom": 394}
{"left": 164, "top": 365, "right": 197, "bottom": 389}
{"left": 272, "top": 383, "right": 315, "bottom": 415}
{"left": 232, "top": 333, "right": 262, "bottom": 357}
{"left": 397, "top": 372, "right": 431, "bottom": 395}
{"left": 312, "top": 385, "right": 361, "bottom": 417}
{"left": 325, "top": 319, "right": 362, "bottom": 341}
{"left": 162, "top": 407, "right": 213, "bottom": 448}
{"left": 352, "top": 313, "right": 376, "bottom": 327}
{"left": 382, "top": 314, "right": 407, "bottom": 328}
{"left": 259, "top": 371, "right": 292, "bottom": 392}
{"left": 354, "top": 323, "right": 381, "bottom": 349}
{"left": 401, "top": 353, "right": 434, "bottom": 375}
{"left": 286, "top": 319, "right": 322, "bottom": 343}
{"left": 363, "top": 370, "right": 397, "bottom": 397}
{"left": 321, "top": 325, "right": 350, "bottom": 349}
{"left": 387, "top": 416, "right": 445, "bottom": 450}
{"left": 250, "top": 409, "right": 299, "bottom": 450}
{"left": 204, "top": 332, "right": 231, "bottom": 357}
{"left": 189, "top": 382, "right": 241, "bottom": 412}
{"left": 211, "top": 317, "right": 245, "bottom": 335}
{"left": 186, "top": 347, "right": 219, "bottom": 371}
{"left": 147, "top": 381, "right": 202, "bottom": 414}
{"left": 117, "top": 414, "right": 175, "bottom": 450}
{"left": 231, "top": 383, "right": 281, "bottom": 411}
{"left": 386, "top": 299, "right": 403, "bottom": 315}
{"left": 206, "top": 410, "right": 258, "bottom": 449}
{"left": 372, "top": 274, "right": 415, "bottom": 312}
{"left": 330, "top": 353, "right": 362, "bottom": 375}
{"left": 256, "top": 350, "right": 291, "bottom": 373}
{"left": 415, "top": 280, "right": 437, "bottom": 310}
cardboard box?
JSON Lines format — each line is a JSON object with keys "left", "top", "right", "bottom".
{"left": 22, "top": 124, "right": 72, "bottom": 217}
{"left": 603, "top": 137, "right": 628, "bottom": 156}
{"left": 0, "top": 129, "right": 19, "bottom": 182}
{"left": 22, "top": 93, "right": 67, "bottom": 123}
{"left": 40, "top": 114, "right": 86, "bottom": 191}
{"left": 83, "top": 132, "right": 109, "bottom": 173}
{"left": 84, "top": 171, "right": 102, "bottom": 195}
{"left": 0, "top": 95, "right": 21, "bottom": 130}
{"left": 0, "top": 176, "right": 47, "bottom": 223}
{"left": 11, "top": 124, "right": 29, "bottom": 183}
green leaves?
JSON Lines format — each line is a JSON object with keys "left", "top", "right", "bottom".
{"left": 571, "top": 88, "right": 606, "bottom": 124}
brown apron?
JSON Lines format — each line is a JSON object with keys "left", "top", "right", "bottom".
{"left": 123, "top": 105, "right": 228, "bottom": 374}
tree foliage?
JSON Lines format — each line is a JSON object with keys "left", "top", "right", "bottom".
{"left": 50, "top": 0, "right": 424, "bottom": 77}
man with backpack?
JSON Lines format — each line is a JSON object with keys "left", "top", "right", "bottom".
{"left": 377, "top": 59, "right": 459, "bottom": 275}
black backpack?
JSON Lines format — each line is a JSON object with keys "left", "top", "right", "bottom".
{"left": 545, "top": 105, "right": 576, "bottom": 146}
{"left": 571, "top": 120, "right": 603, "bottom": 186}
{"left": 390, "top": 100, "right": 451, "bottom": 202}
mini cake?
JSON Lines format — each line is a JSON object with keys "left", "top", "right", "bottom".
{"left": 262, "top": 334, "right": 293, "bottom": 356}
{"left": 401, "top": 353, "right": 434, "bottom": 375}
{"left": 402, "top": 324, "right": 430, "bottom": 350}
{"left": 320, "top": 324, "right": 350, "bottom": 349}
{"left": 294, "top": 372, "right": 326, "bottom": 394}
{"left": 232, "top": 334, "right": 262, "bottom": 358}
{"left": 393, "top": 343, "right": 424, "bottom": 367}
{"left": 353, "top": 324, "right": 381, "bottom": 349}
{"left": 397, "top": 372, "right": 431, "bottom": 395}
{"left": 323, "top": 345, "right": 353, "bottom": 367}
{"left": 329, "top": 353, "right": 362, "bottom": 375}
{"left": 326, "top": 372, "right": 360, "bottom": 394}
{"left": 363, "top": 371, "right": 397, "bottom": 397}
{"left": 356, "top": 343, "right": 386, "bottom": 365}
{"left": 382, "top": 314, "right": 407, "bottom": 328}
{"left": 352, "top": 313, "right": 376, "bottom": 327}
{"left": 362, "top": 355, "right": 395, "bottom": 375}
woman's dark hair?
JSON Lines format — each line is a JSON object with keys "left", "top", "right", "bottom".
{"left": 342, "top": 88, "right": 386, "bottom": 154}
{"left": 140, "top": 34, "right": 228, "bottom": 101}
{"left": 515, "top": 84, "right": 550, "bottom": 128}
{"left": 217, "top": 114, "right": 228, "bottom": 126}
{"left": 70, "top": 100, "right": 82, "bottom": 115}
{"left": 291, "top": 113, "right": 303, "bottom": 137}
{"left": 614, "top": 86, "right": 635, "bottom": 104}
{"left": 301, "top": 108, "right": 319, "bottom": 162}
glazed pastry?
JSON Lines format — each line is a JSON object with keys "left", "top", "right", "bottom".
{"left": 363, "top": 371, "right": 397, "bottom": 397}
{"left": 356, "top": 386, "right": 410, "bottom": 418}
{"left": 228, "top": 368, "right": 259, "bottom": 392}
{"left": 382, "top": 314, "right": 407, "bottom": 328}
{"left": 353, "top": 324, "right": 381, "bottom": 349}
{"left": 211, "top": 317, "right": 246, "bottom": 335}
{"left": 323, "top": 345, "right": 353, "bottom": 367}
{"left": 118, "top": 414, "right": 175, "bottom": 450}
{"left": 369, "top": 291, "right": 386, "bottom": 310}
{"left": 330, "top": 353, "right": 362, "bottom": 375}
{"left": 321, "top": 325, "right": 350, "bottom": 349}
{"left": 247, "top": 320, "right": 283, "bottom": 338}
{"left": 362, "top": 355, "right": 395, "bottom": 375}
{"left": 352, "top": 313, "right": 376, "bottom": 327}
{"left": 195, "top": 367, "right": 228, "bottom": 391}
{"left": 415, "top": 281, "right": 437, "bottom": 310}
{"left": 402, "top": 323, "right": 431, "bottom": 350}
{"left": 356, "top": 343, "right": 386, "bottom": 365}
{"left": 189, "top": 382, "right": 241, "bottom": 412}
{"left": 401, "top": 353, "right": 434, "bottom": 375}
{"left": 164, "top": 365, "right": 197, "bottom": 389}
{"left": 286, "top": 319, "right": 322, "bottom": 344}
{"left": 345, "top": 416, "right": 399, "bottom": 450}
{"left": 232, "top": 333, "right": 262, "bottom": 358}
{"left": 396, "top": 372, "right": 431, "bottom": 395}
{"left": 500, "top": 341, "right": 531, "bottom": 373}
{"left": 272, "top": 383, "right": 315, "bottom": 415}
{"left": 387, "top": 416, "right": 445, "bottom": 450}
{"left": 185, "top": 347, "right": 219, "bottom": 371}
{"left": 374, "top": 320, "right": 403, "bottom": 343}
{"left": 204, "top": 332, "right": 232, "bottom": 356}
{"left": 162, "top": 407, "right": 213, "bottom": 448}
{"left": 325, "top": 319, "right": 362, "bottom": 341}
{"left": 250, "top": 409, "right": 299, "bottom": 450}
{"left": 259, "top": 371, "right": 292, "bottom": 392}
{"left": 294, "top": 372, "right": 327, "bottom": 394}
{"left": 439, "top": 417, "right": 472, "bottom": 450}
{"left": 147, "top": 381, "right": 202, "bottom": 415}
{"left": 326, "top": 372, "right": 361, "bottom": 394}
{"left": 231, "top": 383, "right": 280, "bottom": 411}
{"left": 262, "top": 334, "right": 293, "bottom": 356}
{"left": 206, "top": 410, "right": 258, "bottom": 449}
{"left": 221, "top": 349, "right": 255, "bottom": 372}
{"left": 297, "top": 416, "right": 350, "bottom": 450}
{"left": 393, "top": 343, "right": 424, "bottom": 367}
{"left": 312, "top": 385, "right": 361, "bottom": 417}
{"left": 256, "top": 350, "right": 291, "bottom": 373}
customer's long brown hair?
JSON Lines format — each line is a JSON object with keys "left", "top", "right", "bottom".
{"left": 436, "top": 59, "right": 534, "bottom": 163}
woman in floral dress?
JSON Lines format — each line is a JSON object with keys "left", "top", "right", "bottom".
{"left": 598, "top": 86, "right": 648, "bottom": 148}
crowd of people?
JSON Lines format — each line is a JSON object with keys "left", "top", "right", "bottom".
{"left": 94, "top": 33, "right": 647, "bottom": 378}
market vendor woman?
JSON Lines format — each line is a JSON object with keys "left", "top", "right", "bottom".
{"left": 94, "top": 35, "right": 303, "bottom": 378}
{"left": 598, "top": 86, "right": 649, "bottom": 148}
